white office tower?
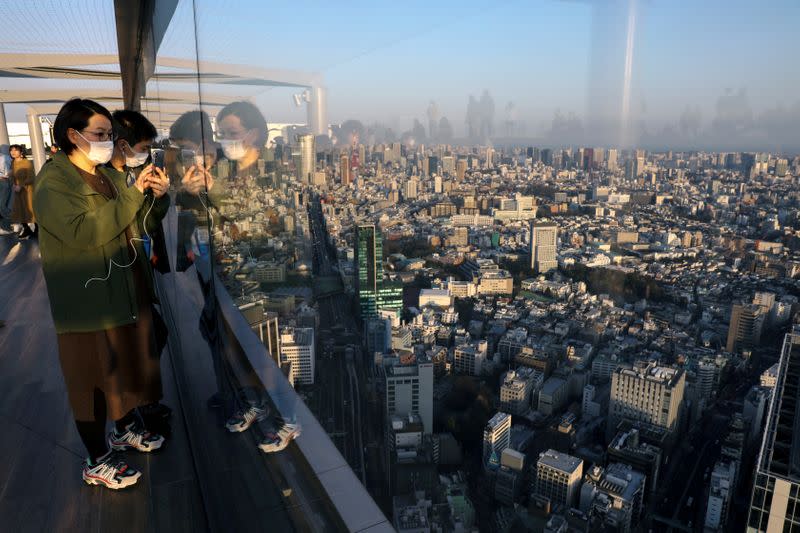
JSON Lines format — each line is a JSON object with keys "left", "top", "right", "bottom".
{"left": 579, "top": 463, "right": 645, "bottom": 532}
{"left": 279, "top": 327, "right": 315, "bottom": 386}
{"left": 385, "top": 356, "right": 434, "bottom": 434}
{"left": 608, "top": 360, "right": 685, "bottom": 438}
{"left": 298, "top": 133, "right": 315, "bottom": 184}
{"left": 536, "top": 449, "right": 584, "bottom": 508}
{"left": 482, "top": 412, "right": 511, "bottom": 466}
{"left": 530, "top": 222, "right": 558, "bottom": 273}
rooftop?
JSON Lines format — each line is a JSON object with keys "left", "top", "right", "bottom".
{"left": 486, "top": 412, "right": 512, "bottom": 430}
{"left": 538, "top": 449, "right": 582, "bottom": 474}
{"left": 616, "top": 360, "right": 682, "bottom": 386}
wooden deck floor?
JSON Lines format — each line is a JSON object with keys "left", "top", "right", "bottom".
{"left": 0, "top": 234, "right": 211, "bottom": 532}
{"left": 0, "top": 234, "right": 315, "bottom": 532}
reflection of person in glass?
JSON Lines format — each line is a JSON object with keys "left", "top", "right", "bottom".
{"left": 178, "top": 101, "right": 300, "bottom": 453}
{"left": 33, "top": 99, "right": 170, "bottom": 490}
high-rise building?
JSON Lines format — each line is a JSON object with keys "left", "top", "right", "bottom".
{"left": 583, "top": 147, "right": 594, "bottom": 171}
{"left": 530, "top": 222, "right": 558, "bottom": 273}
{"left": 726, "top": 303, "right": 765, "bottom": 354}
{"left": 278, "top": 327, "right": 315, "bottom": 386}
{"left": 579, "top": 463, "right": 645, "bottom": 532}
{"left": 607, "top": 148, "right": 618, "bottom": 171}
{"left": 454, "top": 340, "right": 487, "bottom": 376}
{"left": 485, "top": 147, "right": 494, "bottom": 169}
{"left": 356, "top": 224, "right": 381, "bottom": 318}
{"left": 442, "top": 155, "right": 455, "bottom": 176}
{"left": 456, "top": 158, "right": 468, "bottom": 181}
{"left": 385, "top": 356, "right": 434, "bottom": 434}
{"left": 365, "top": 316, "right": 391, "bottom": 355}
{"left": 541, "top": 148, "right": 553, "bottom": 166}
{"left": 483, "top": 412, "right": 511, "bottom": 465}
{"left": 705, "top": 460, "right": 737, "bottom": 532}
{"left": 376, "top": 280, "right": 403, "bottom": 316}
{"left": 297, "top": 133, "right": 315, "bottom": 184}
{"left": 535, "top": 449, "right": 584, "bottom": 508}
{"left": 340, "top": 152, "right": 351, "bottom": 185}
{"left": 238, "top": 303, "right": 280, "bottom": 363}
{"left": 607, "top": 427, "right": 662, "bottom": 496}
{"left": 608, "top": 360, "right": 685, "bottom": 438}
{"left": 499, "top": 368, "right": 537, "bottom": 415}
{"left": 403, "top": 177, "right": 419, "bottom": 200}
{"left": 775, "top": 158, "right": 789, "bottom": 177}
{"left": 747, "top": 329, "right": 800, "bottom": 532}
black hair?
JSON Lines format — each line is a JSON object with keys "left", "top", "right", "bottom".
{"left": 112, "top": 110, "right": 157, "bottom": 148}
{"left": 53, "top": 99, "right": 113, "bottom": 155}
{"left": 216, "top": 101, "right": 267, "bottom": 147}
{"left": 169, "top": 110, "right": 213, "bottom": 146}
{"left": 9, "top": 144, "right": 25, "bottom": 157}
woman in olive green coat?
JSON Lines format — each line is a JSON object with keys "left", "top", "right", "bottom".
{"left": 33, "top": 99, "right": 170, "bottom": 490}
{"left": 9, "top": 144, "right": 35, "bottom": 239}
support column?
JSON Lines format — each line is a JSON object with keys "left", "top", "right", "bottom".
{"left": 26, "top": 108, "right": 46, "bottom": 173}
{"left": 0, "top": 104, "right": 9, "bottom": 147}
{"left": 307, "top": 86, "right": 328, "bottom": 137}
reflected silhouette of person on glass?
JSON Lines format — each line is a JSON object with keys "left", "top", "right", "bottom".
{"left": 172, "top": 103, "right": 300, "bottom": 454}
{"left": 33, "top": 99, "right": 170, "bottom": 490}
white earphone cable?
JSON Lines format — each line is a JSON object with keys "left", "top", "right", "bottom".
{"left": 84, "top": 194, "right": 157, "bottom": 288}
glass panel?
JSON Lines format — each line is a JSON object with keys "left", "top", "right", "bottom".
{"left": 2, "top": 1, "right": 799, "bottom": 532}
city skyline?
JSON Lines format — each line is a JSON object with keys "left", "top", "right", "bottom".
{"left": 3, "top": 0, "right": 800, "bottom": 151}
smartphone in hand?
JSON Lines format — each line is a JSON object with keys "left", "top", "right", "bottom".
{"left": 180, "top": 149, "right": 197, "bottom": 168}
{"left": 151, "top": 148, "right": 166, "bottom": 171}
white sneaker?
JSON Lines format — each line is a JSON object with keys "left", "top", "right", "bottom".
{"left": 82, "top": 453, "right": 142, "bottom": 489}
{"left": 108, "top": 423, "right": 165, "bottom": 452}
{"left": 225, "top": 404, "right": 268, "bottom": 433}
{"left": 258, "top": 422, "right": 301, "bottom": 453}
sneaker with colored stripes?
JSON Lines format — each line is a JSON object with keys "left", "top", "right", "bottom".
{"left": 258, "top": 422, "right": 301, "bottom": 453}
{"left": 108, "top": 423, "right": 165, "bottom": 452}
{"left": 82, "top": 452, "right": 141, "bottom": 489}
{"left": 225, "top": 403, "right": 268, "bottom": 433}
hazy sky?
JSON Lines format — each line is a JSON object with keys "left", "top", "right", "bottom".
{"left": 4, "top": 0, "right": 800, "bottom": 150}
{"left": 172, "top": 0, "right": 800, "bottom": 150}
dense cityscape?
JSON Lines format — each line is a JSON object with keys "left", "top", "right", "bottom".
{"left": 212, "top": 133, "right": 800, "bottom": 532}
{"left": 3, "top": 1, "right": 800, "bottom": 531}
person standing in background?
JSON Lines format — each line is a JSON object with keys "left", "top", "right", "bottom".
{"left": 0, "top": 144, "right": 12, "bottom": 235}
{"left": 108, "top": 108, "right": 173, "bottom": 432}
{"left": 10, "top": 144, "right": 35, "bottom": 240}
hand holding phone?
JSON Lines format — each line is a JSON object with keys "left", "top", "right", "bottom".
{"left": 151, "top": 148, "right": 165, "bottom": 171}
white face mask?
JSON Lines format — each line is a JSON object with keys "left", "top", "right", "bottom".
{"left": 76, "top": 131, "right": 114, "bottom": 165}
{"left": 125, "top": 145, "right": 150, "bottom": 168}
{"left": 219, "top": 139, "right": 248, "bottom": 161}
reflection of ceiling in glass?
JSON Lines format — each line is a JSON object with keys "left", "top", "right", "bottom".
{"left": 0, "top": 1, "right": 118, "bottom": 55}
